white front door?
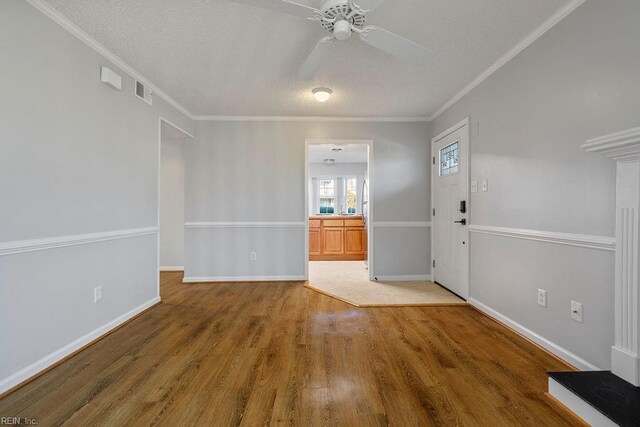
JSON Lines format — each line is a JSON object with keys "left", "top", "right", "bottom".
{"left": 432, "top": 121, "right": 469, "bottom": 299}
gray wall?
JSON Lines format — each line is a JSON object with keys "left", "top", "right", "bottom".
{"left": 431, "top": 0, "right": 640, "bottom": 369}
{"left": 0, "top": 2, "right": 193, "bottom": 391}
{"left": 185, "top": 120, "right": 431, "bottom": 280}
{"left": 160, "top": 138, "right": 186, "bottom": 267}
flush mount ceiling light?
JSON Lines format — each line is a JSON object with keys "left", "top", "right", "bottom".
{"left": 324, "top": 158, "right": 336, "bottom": 164}
{"left": 312, "top": 87, "right": 332, "bottom": 102}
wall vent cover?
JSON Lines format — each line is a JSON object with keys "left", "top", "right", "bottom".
{"left": 135, "top": 80, "right": 152, "bottom": 105}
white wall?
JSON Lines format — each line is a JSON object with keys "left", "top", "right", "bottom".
{"left": 0, "top": 2, "right": 193, "bottom": 393}
{"left": 308, "top": 162, "right": 367, "bottom": 215}
{"left": 160, "top": 136, "right": 186, "bottom": 268}
{"left": 431, "top": 0, "right": 640, "bottom": 369}
{"left": 184, "top": 120, "right": 431, "bottom": 281}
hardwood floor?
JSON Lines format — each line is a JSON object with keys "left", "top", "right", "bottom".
{"left": 0, "top": 272, "right": 579, "bottom": 426}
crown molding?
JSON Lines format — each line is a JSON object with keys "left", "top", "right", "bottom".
{"left": 427, "top": 0, "right": 586, "bottom": 121}
{"left": 191, "top": 115, "right": 430, "bottom": 122}
{"left": 581, "top": 126, "right": 640, "bottom": 162}
{"left": 25, "top": 0, "right": 196, "bottom": 120}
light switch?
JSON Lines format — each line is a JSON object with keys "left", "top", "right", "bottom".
{"left": 471, "top": 181, "right": 478, "bottom": 193}
{"left": 481, "top": 179, "right": 488, "bottom": 192}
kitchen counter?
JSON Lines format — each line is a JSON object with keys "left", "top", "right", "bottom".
{"left": 309, "top": 216, "right": 366, "bottom": 261}
{"left": 309, "top": 215, "right": 363, "bottom": 220}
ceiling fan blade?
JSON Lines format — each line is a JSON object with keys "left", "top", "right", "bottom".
{"left": 351, "top": 0, "right": 386, "bottom": 14}
{"left": 298, "top": 36, "right": 335, "bottom": 80}
{"left": 359, "top": 25, "right": 434, "bottom": 65}
{"left": 228, "top": 0, "right": 317, "bottom": 19}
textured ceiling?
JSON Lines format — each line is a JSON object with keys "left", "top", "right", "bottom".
{"left": 309, "top": 144, "right": 367, "bottom": 163}
{"left": 43, "top": 0, "right": 569, "bottom": 117}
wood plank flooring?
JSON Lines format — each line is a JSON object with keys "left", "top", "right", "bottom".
{"left": 0, "top": 272, "right": 579, "bottom": 426}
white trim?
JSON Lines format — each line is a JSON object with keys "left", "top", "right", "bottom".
{"left": 184, "top": 222, "right": 305, "bottom": 228}
{"left": 582, "top": 126, "right": 640, "bottom": 162}
{"left": 25, "top": 0, "right": 194, "bottom": 120}
{"left": 470, "top": 298, "right": 600, "bottom": 371}
{"left": 0, "top": 227, "right": 158, "bottom": 256}
{"left": 0, "top": 296, "right": 160, "bottom": 395}
{"left": 375, "top": 275, "right": 432, "bottom": 282}
{"left": 428, "top": 0, "right": 586, "bottom": 121}
{"left": 160, "top": 266, "right": 184, "bottom": 271}
{"left": 305, "top": 139, "right": 375, "bottom": 281}
{"left": 158, "top": 117, "right": 193, "bottom": 298}
{"left": 160, "top": 117, "right": 195, "bottom": 139}
{"left": 373, "top": 221, "right": 431, "bottom": 228}
{"left": 468, "top": 224, "right": 616, "bottom": 252}
{"left": 548, "top": 378, "right": 616, "bottom": 427}
{"left": 431, "top": 117, "right": 470, "bottom": 143}
{"left": 193, "top": 115, "right": 429, "bottom": 122}
{"left": 183, "top": 276, "right": 306, "bottom": 283}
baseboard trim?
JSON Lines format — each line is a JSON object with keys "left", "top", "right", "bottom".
{"left": 0, "top": 296, "right": 161, "bottom": 397}
{"left": 469, "top": 298, "right": 599, "bottom": 371}
{"left": 183, "top": 275, "right": 306, "bottom": 283}
{"left": 548, "top": 378, "right": 616, "bottom": 426}
{"left": 160, "top": 266, "right": 184, "bottom": 271}
{"left": 0, "top": 227, "right": 159, "bottom": 256}
{"left": 374, "top": 274, "right": 432, "bottom": 281}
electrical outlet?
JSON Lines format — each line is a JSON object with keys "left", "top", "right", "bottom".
{"left": 571, "top": 301, "right": 583, "bottom": 323}
{"left": 249, "top": 252, "right": 257, "bottom": 261}
{"left": 94, "top": 286, "right": 103, "bottom": 303}
{"left": 481, "top": 179, "right": 488, "bottom": 192}
{"left": 537, "top": 289, "right": 547, "bottom": 307}
{"left": 471, "top": 181, "right": 478, "bottom": 193}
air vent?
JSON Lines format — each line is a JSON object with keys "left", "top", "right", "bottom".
{"left": 134, "top": 80, "right": 152, "bottom": 105}
{"left": 324, "top": 159, "right": 336, "bottom": 165}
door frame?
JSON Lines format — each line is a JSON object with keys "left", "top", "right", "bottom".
{"left": 430, "top": 117, "right": 470, "bottom": 299}
{"left": 304, "top": 139, "right": 374, "bottom": 281}
{"left": 157, "top": 116, "right": 193, "bottom": 294}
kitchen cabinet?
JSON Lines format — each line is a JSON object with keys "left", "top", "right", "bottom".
{"left": 309, "top": 216, "right": 365, "bottom": 261}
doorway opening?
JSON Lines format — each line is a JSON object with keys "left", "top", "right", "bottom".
{"left": 431, "top": 118, "right": 470, "bottom": 300}
{"left": 158, "top": 117, "right": 193, "bottom": 279}
{"left": 305, "top": 139, "right": 374, "bottom": 291}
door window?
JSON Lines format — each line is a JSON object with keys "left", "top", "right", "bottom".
{"left": 440, "top": 141, "right": 459, "bottom": 176}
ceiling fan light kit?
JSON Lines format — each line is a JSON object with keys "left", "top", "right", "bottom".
{"left": 230, "top": 0, "right": 434, "bottom": 81}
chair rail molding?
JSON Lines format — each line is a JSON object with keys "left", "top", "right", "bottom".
{"left": 0, "top": 227, "right": 158, "bottom": 256}
{"left": 583, "top": 125, "right": 640, "bottom": 386}
{"left": 468, "top": 224, "right": 615, "bottom": 251}
{"left": 184, "top": 222, "right": 305, "bottom": 228}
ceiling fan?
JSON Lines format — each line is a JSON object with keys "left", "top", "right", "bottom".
{"left": 229, "top": 0, "right": 434, "bottom": 79}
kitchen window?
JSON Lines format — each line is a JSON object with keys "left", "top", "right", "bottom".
{"left": 318, "top": 179, "right": 336, "bottom": 214}
{"left": 345, "top": 178, "right": 357, "bottom": 214}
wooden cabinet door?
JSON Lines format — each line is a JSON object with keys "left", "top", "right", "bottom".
{"left": 323, "top": 228, "right": 344, "bottom": 254}
{"left": 345, "top": 228, "right": 364, "bottom": 254}
{"left": 309, "top": 228, "right": 322, "bottom": 256}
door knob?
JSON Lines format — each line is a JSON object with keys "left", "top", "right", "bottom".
{"left": 454, "top": 219, "right": 467, "bottom": 225}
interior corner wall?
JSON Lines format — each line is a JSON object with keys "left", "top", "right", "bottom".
{"left": 184, "top": 121, "right": 431, "bottom": 281}
{"left": 430, "top": 0, "right": 640, "bottom": 369}
{"left": 0, "top": 1, "right": 193, "bottom": 394}
{"left": 160, "top": 138, "right": 186, "bottom": 268}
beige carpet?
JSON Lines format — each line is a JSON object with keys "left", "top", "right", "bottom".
{"left": 307, "top": 261, "right": 465, "bottom": 307}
